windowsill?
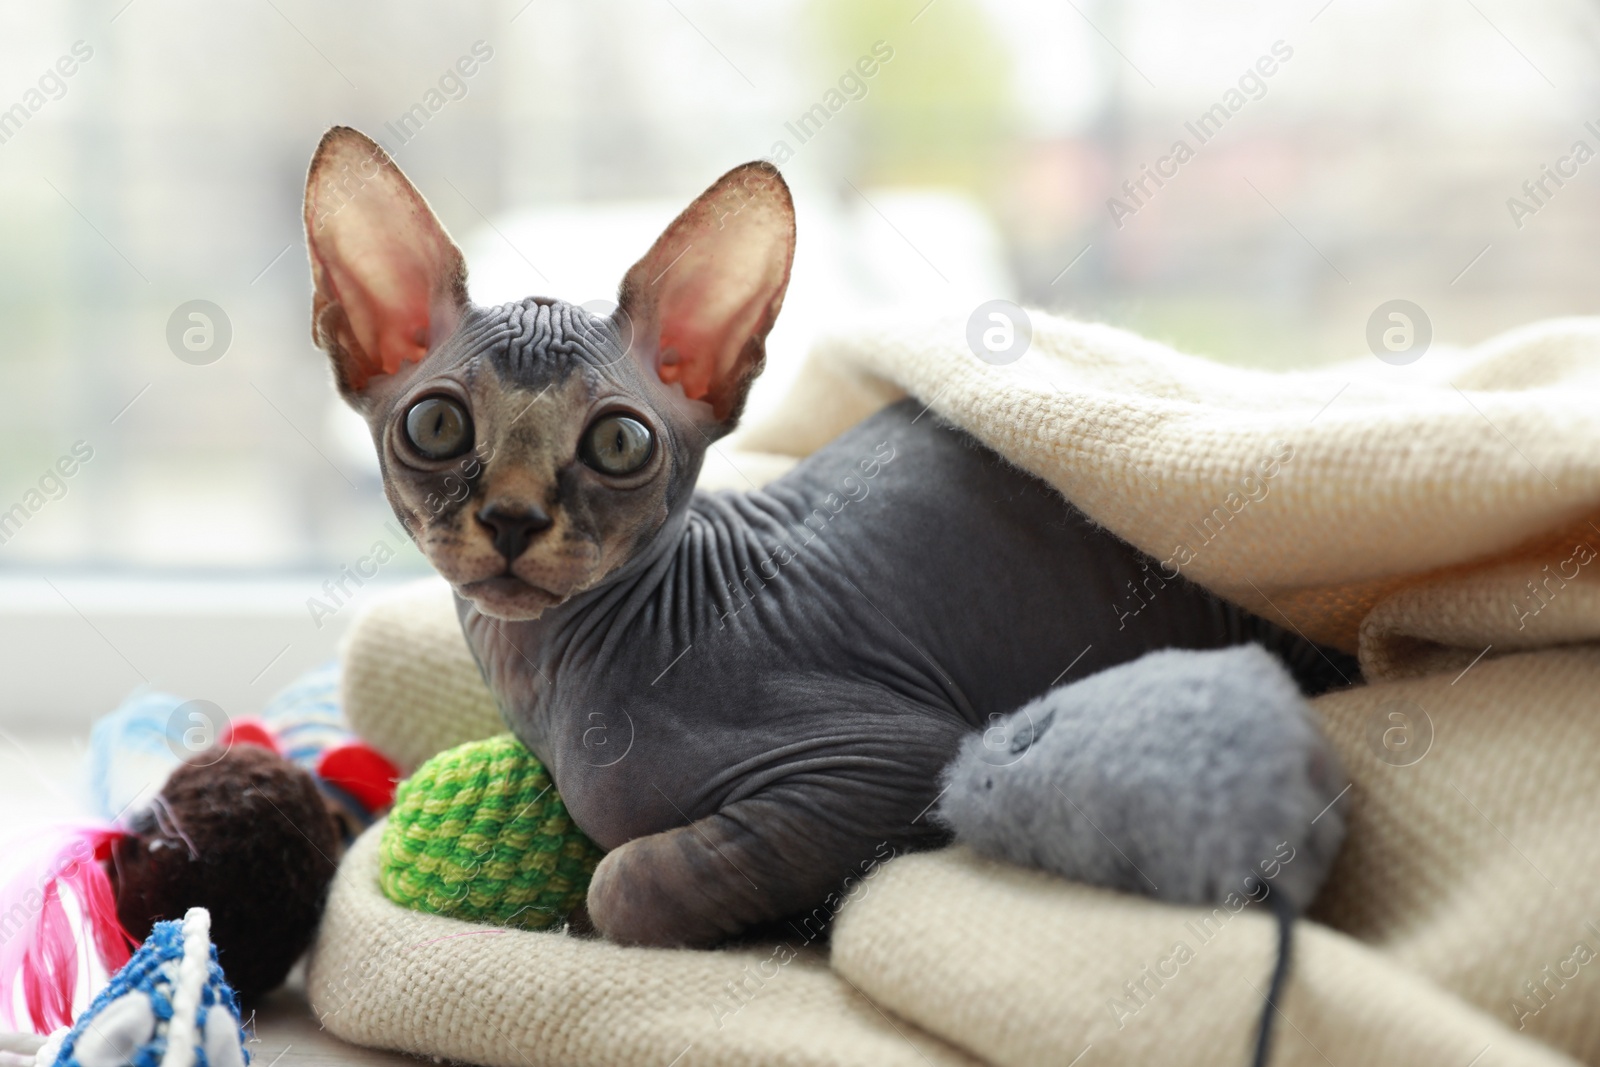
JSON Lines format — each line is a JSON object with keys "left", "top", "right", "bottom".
{"left": 0, "top": 573, "right": 425, "bottom": 730}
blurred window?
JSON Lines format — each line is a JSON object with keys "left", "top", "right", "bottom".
{"left": 1, "top": 0, "right": 1595, "bottom": 572}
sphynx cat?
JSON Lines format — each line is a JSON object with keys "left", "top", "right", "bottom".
{"left": 303, "top": 127, "right": 1354, "bottom": 948}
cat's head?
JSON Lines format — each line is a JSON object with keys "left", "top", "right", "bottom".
{"left": 303, "top": 127, "right": 794, "bottom": 620}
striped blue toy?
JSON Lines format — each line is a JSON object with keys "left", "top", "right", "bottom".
{"left": 0, "top": 908, "right": 248, "bottom": 1067}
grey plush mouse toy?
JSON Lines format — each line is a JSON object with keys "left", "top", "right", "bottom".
{"left": 939, "top": 644, "right": 1348, "bottom": 1067}
{"left": 939, "top": 644, "right": 1346, "bottom": 912}
{"left": 302, "top": 126, "right": 1353, "bottom": 1067}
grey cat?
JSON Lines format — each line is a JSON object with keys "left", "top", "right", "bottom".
{"left": 303, "top": 126, "right": 1353, "bottom": 949}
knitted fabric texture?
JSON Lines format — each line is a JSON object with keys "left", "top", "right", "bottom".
{"left": 47, "top": 908, "right": 246, "bottom": 1067}
{"left": 313, "top": 830, "right": 977, "bottom": 1067}
{"left": 738, "top": 313, "right": 1600, "bottom": 666}
{"left": 379, "top": 734, "right": 604, "bottom": 929}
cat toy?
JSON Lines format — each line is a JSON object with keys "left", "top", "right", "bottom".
{"left": 378, "top": 733, "right": 603, "bottom": 930}
{"left": 938, "top": 645, "right": 1347, "bottom": 1067}
{"left": 0, "top": 745, "right": 334, "bottom": 1034}
{"left": 0, "top": 669, "right": 402, "bottom": 1034}
{"left": 87, "top": 665, "right": 400, "bottom": 843}
{"left": 0, "top": 907, "right": 248, "bottom": 1067}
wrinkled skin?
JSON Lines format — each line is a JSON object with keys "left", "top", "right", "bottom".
{"left": 304, "top": 127, "right": 1356, "bottom": 947}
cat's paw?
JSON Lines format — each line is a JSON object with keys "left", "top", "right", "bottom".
{"left": 586, "top": 828, "right": 747, "bottom": 948}
{"left": 586, "top": 839, "right": 683, "bottom": 947}
{"left": 937, "top": 644, "right": 1349, "bottom": 911}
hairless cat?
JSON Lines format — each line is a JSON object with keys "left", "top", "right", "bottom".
{"left": 303, "top": 127, "right": 1354, "bottom": 953}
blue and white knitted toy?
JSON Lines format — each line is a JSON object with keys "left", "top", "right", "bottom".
{"left": 86, "top": 663, "right": 346, "bottom": 820}
{"left": 0, "top": 908, "right": 248, "bottom": 1067}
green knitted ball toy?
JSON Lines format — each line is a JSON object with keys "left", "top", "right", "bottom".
{"left": 378, "top": 733, "right": 605, "bottom": 930}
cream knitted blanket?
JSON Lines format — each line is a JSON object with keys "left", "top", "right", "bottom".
{"left": 309, "top": 312, "right": 1600, "bottom": 1067}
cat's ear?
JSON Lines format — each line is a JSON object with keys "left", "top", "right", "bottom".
{"left": 617, "top": 161, "right": 795, "bottom": 428}
{"left": 303, "top": 126, "right": 468, "bottom": 402}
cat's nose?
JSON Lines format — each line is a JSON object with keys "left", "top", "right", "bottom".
{"left": 476, "top": 501, "right": 553, "bottom": 562}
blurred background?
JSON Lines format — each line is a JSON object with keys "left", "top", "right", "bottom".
{"left": 3, "top": 0, "right": 1600, "bottom": 722}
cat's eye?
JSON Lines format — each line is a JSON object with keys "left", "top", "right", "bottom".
{"left": 580, "top": 414, "right": 653, "bottom": 476}
{"left": 403, "top": 396, "right": 474, "bottom": 460}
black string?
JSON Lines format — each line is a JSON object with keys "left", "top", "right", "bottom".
{"left": 1251, "top": 888, "right": 1298, "bottom": 1067}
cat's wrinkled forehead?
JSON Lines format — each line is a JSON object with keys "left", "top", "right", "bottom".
{"left": 456, "top": 296, "right": 631, "bottom": 391}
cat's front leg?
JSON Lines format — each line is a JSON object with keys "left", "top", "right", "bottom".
{"left": 587, "top": 782, "right": 936, "bottom": 948}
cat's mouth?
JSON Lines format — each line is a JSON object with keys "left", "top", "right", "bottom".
{"left": 459, "top": 574, "right": 564, "bottom": 619}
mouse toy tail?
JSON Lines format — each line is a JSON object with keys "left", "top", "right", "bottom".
{"left": 0, "top": 825, "right": 136, "bottom": 1034}
{"left": 1249, "top": 885, "right": 1297, "bottom": 1067}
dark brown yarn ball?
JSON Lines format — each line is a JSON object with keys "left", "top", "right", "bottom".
{"left": 111, "top": 745, "right": 342, "bottom": 1000}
